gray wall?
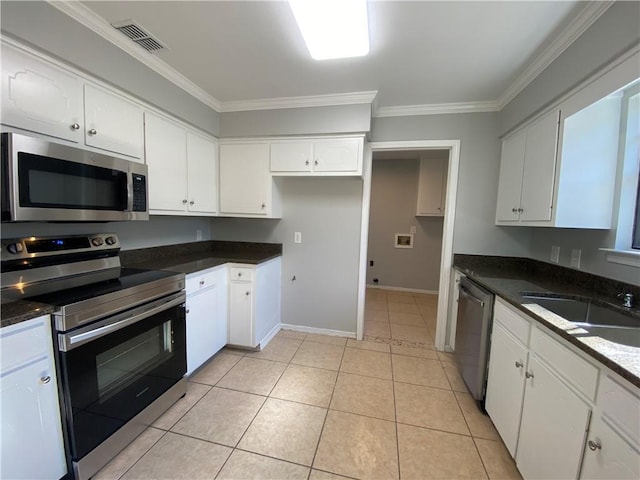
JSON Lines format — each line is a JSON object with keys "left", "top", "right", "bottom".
{"left": 371, "top": 112, "right": 533, "bottom": 257}
{"left": 1, "top": 1, "right": 219, "bottom": 136}
{"left": 220, "top": 104, "right": 371, "bottom": 137}
{"left": 0, "top": 216, "right": 213, "bottom": 251}
{"left": 211, "top": 177, "right": 363, "bottom": 334}
{"left": 367, "top": 158, "right": 443, "bottom": 291}
{"left": 499, "top": 1, "right": 640, "bottom": 284}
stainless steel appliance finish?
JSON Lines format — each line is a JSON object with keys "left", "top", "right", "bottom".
{"left": 1, "top": 233, "right": 186, "bottom": 480}
{"left": 454, "top": 276, "right": 494, "bottom": 403}
{"left": 1, "top": 132, "right": 148, "bottom": 222}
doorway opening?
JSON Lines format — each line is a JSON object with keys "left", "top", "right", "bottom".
{"left": 357, "top": 140, "right": 460, "bottom": 350}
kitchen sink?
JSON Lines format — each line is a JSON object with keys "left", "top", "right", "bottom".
{"left": 521, "top": 294, "right": 640, "bottom": 348}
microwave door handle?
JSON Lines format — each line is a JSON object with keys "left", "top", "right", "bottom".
{"left": 59, "top": 292, "right": 185, "bottom": 351}
{"left": 126, "top": 171, "right": 134, "bottom": 212}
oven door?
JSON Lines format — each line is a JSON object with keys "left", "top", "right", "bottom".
{"left": 57, "top": 292, "right": 186, "bottom": 461}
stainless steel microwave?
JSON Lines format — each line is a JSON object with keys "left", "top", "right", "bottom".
{"left": 1, "top": 133, "right": 148, "bottom": 222}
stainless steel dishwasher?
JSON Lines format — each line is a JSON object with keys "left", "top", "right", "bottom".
{"left": 454, "top": 276, "right": 494, "bottom": 403}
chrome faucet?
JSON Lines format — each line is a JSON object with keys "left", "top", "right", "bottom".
{"left": 618, "top": 293, "right": 634, "bottom": 308}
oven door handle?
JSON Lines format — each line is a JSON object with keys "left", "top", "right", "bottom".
{"left": 59, "top": 291, "right": 185, "bottom": 351}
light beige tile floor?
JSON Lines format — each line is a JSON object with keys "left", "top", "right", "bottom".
{"left": 95, "top": 288, "right": 521, "bottom": 480}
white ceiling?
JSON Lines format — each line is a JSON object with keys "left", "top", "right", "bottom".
{"left": 66, "top": 1, "right": 605, "bottom": 115}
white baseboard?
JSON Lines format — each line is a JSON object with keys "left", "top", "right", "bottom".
{"left": 280, "top": 323, "right": 356, "bottom": 339}
{"left": 366, "top": 284, "right": 438, "bottom": 295}
{"left": 259, "top": 323, "right": 281, "bottom": 349}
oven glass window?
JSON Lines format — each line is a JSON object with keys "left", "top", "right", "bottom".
{"left": 96, "top": 321, "right": 173, "bottom": 401}
{"left": 18, "top": 152, "right": 127, "bottom": 210}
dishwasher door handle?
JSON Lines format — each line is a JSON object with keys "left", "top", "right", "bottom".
{"left": 459, "top": 286, "right": 485, "bottom": 308}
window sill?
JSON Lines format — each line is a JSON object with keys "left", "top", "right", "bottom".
{"left": 600, "top": 248, "right": 640, "bottom": 267}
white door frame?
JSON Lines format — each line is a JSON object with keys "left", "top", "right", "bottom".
{"left": 356, "top": 140, "right": 461, "bottom": 351}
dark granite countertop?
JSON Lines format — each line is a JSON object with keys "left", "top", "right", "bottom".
{"left": 120, "top": 240, "right": 282, "bottom": 274}
{"left": 1, "top": 240, "right": 282, "bottom": 328}
{"left": 454, "top": 254, "right": 640, "bottom": 389}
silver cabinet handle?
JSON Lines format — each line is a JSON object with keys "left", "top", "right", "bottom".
{"left": 512, "top": 207, "right": 518, "bottom": 213}
{"left": 199, "top": 280, "right": 205, "bottom": 286}
{"left": 518, "top": 208, "right": 524, "bottom": 213}
{"left": 88, "top": 128, "right": 97, "bottom": 135}
{"left": 305, "top": 159, "right": 310, "bottom": 165}
{"left": 525, "top": 371, "right": 534, "bottom": 379}
{"left": 588, "top": 440, "right": 601, "bottom": 451}
{"left": 515, "top": 361, "right": 523, "bottom": 368}
{"left": 261, "top": 203, "right": 266, "bottom": 209}
{"left": 40, "top": 376, "right": 51, "bottom": 384}
{"left": 238, "top": 272, "right": 242, "bottom": 277}
{"left": 71, "top": 123, "right": 80, "bottom": 130}
{"left": 245, "top": 291, "right": 250, "bottom": 296}
{"left": 190, "top": 200, "right": 195, "bottom": 205}
{"left": 186, "top": 308, "right": 190, "bottom": 314}
{"left": 314, "top": 160, "right": 319, "bottom": 166}
{"left": 182, "top": 199, "right": 188, "bottom": 204}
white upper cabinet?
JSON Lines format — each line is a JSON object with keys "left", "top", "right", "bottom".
{"left": 1, "top": 42, "right": 83, "bottom": 143}
{"left": 145, "top": 112, "right": 188, "bottom": 213}
{"left": 84, "top": 84, "right": 144, "bottom": 160}
{"left": 1, "top": 41, "right": 144, "bottom": 160}
{"left": 416, "top": 156, "right": 447, "bottom": 216}
{"left": 186, "top": 132, "right": 218, "bottom": 214}
{"left": 270, "top": 136, "right": 364, "bottom": 176}
{"left": 219, "top": 142, "right": 282, "bottom": 217}
{"left": 145, "top": 113, "right": 217, "bottom": 216}
{"left": 495, "top": 110, "right": 560, "bottom": 225}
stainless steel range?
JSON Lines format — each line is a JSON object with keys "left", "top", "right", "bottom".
{"left": 1, "top": 233, "right": 187, "bottom": 480}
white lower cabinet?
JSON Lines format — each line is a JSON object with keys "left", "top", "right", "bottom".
{"left": 486, "top": 298, "right": 598, "bottom": 480}
{"left": 516, "top": 356, "right": 591, "bottom": 479}
{"left": 0, "top": 315, "right": 67, "bottom": 480}
{"left": 228, "top": 258, "right": 281, "bottom": 349}
{"left": 185, "top": 266, "right": 227, "bottom": 375}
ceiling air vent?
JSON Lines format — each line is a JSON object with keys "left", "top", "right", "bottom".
{"left": 111, "top": 20, "right": 167, "bottom": 53}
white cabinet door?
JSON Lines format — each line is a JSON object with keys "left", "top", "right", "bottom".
{"left": 313, "top": 138, "right": 360, "bottom": 172}
{"left": 580, "top": 416, "right": 640, "bottom": 480}
{"left": 485, "top": 322, "right": 528, "bottom": 456}
{"left": 495, "top": 130, "right": 526, "bottom": 222}
{"left": 1, "top": 43, "right": 83, "bottom": 143}
{"left": 219, "top": 143, "right": 270, "bottom": 215}
{"left": 0, "top": 316, "right": 66, "bottom": 480}
{"left": 516, "top": 356, "right": 591, "bottom": 480}
{"left": 186, "top": 287, "right": 218, "bottom": 376}
{"left": 416, "top": 157, "right": 447, "bottom": 216}
{"left": 145, "top": 112, "right": 188, "bottom": 213}
{"left": 84, "top": 84, "right": 144, "bottom": 159}
{"left": 229, "top": 281, "right": 254, "bottom": 347}
{"left": 519, "top": 110, "right": 559, "bottom": 222}
{"left": 271, "top": 142, "right": 313, "bottom": 172}
{"left": 186, "top": 132, "right": 217, "bottom": 214}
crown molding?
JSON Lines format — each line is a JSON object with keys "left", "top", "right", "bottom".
{"left": 497, "top": 0, "right": 614, "bottom": 110}
{"left": 47, "top": 0, "right": 222, "bottom": 111}
{"left": 374, "top": 101, "right": 500, "bottom": 118}
{"left": 219, "top": 91, "right": 378, "bottom": 113}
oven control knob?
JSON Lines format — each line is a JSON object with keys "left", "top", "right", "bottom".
{"left": 105, "top": 236, "right": 117, "bottom": 246}
{"left": 91, "top": 237, "right": 104, "bottom": 247}
{"left": 7, "top": 243, "right": 23, "bottom": 254}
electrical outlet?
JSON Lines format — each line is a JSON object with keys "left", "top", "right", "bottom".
{"left": 571, "top": 249, "right": 581, "bottom": 268}
{"left": 196, "top": 229, "right": 202, "bottom": 241}
{"left": 373, "top": 278, "right": 379, "bottom": 284}
{"left": 410, "top": 225, "right": 416, "bottom": 234}
{"left": 294, "top": 232, "right": 302, "bottom": 244}
{"left": 551, "top": 246, "right": 560, "bottom": 263}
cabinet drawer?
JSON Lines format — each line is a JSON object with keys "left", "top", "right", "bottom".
{"left": 1, "top": 316, "right": 51, "bottom": 373}
{"left": 230, "top": 267, "right": 253, "bottom": 282}
{"left": 598, "top": 375, "right": 640, "bottom": 444}
{"left": 186, "top": 268, "right": 221, "bottom": 294}
{"left": 494, "top": 299, "right": 531, "bottom": 345}
{"left": 531, "top": 327, "right": 598, "bottom": 400}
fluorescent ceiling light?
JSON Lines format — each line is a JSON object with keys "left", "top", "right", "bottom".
{"left": 288, "top": 0, "right": 369, "bottom": 60}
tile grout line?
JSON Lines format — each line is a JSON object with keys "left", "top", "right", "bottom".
{"left": 390, "top": 344, "right": 402, "bottom": 480}
{"left": 307, "top": 338, "right": 347, "bottom": 477}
